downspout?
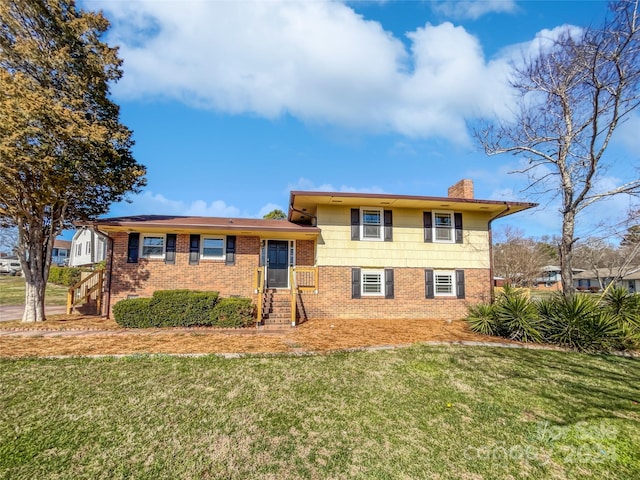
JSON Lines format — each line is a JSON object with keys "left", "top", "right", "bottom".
{"left": 92, "top": 226, "right": 114, "bottom": 319}
{"left": 487, "top": 203, "right": 511, "bottom": 303}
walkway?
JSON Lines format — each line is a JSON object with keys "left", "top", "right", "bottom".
{"left": 0, "top": 305, "right": 67, "bottom": 322}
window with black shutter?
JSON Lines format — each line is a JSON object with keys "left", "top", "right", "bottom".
{"left": 189, "top": 234, "right": 200, "bottom": 265}
{"left": 225, "top": 236, "right": 236, "bottom": 265}
{"left": 165, "top": 234, "right": 177, "bottom": 264}
{"left": 127, "top": 233, "right": 139, "bottom": 263}
{"left": 384, "top": 268, "right": 394, "bottom": 299}
{"left": 351, "top": 267, "right": 361, "bottom": 298}
{"left": 424, "top": 212, "right": 433, "bottom": 243}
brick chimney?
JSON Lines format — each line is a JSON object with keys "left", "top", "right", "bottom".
{"left": 448, "top": 179, "right": 474, "bottom": 199}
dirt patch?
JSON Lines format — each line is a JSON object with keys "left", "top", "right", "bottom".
{"left": 0, "top": 316, "right": 514, "bottom": 358}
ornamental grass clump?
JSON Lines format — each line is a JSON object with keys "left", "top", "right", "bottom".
{"left": 465, "top": 286, "right": 640, "bottom": 352}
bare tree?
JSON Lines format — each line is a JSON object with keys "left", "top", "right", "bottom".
{"left": 493, "top": 226, "right": 556, "bottom": 287}
{"left": 477, "top": 1, "right": 640, "bottom": 293}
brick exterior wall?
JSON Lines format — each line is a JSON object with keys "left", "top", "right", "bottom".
{"left": 107, "top": 232, "right": 261, "bottom": 313}
{"left": 105, "top": 233, "right": 489, "bottom": 320}
{"left": 297, "top": 266, "right": 490, "bottom": 320}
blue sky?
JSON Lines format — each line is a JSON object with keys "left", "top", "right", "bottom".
{"left": 74, "top": 0, "right": 639, "bottom": 242}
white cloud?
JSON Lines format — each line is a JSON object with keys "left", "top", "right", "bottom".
{"left": 120, "top": 191, "right": 241, "bottom": 217}
{"left": 257, "top": 203, "right": 285, "bottom": 218}
{"left": 287, "top": 177, "right": 386, "bottom": 193}
{"left": 431, "top": 0, "right": 517, "bottom": 20}
{"left": 93, "top": 0, "right": 522, "bottom": 144}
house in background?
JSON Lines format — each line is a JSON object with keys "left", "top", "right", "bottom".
{"left": 77, "top": 180, "right": 536, "bottom": 324}
{"left": 574, "top": 267, "right": 640, "bottom": 293}
{"left": 51, "top": 239, "right": 71, "bottom": 266}
{"left": 535, "top": 265, "right": 585, "bottom": 291}
{"left": 70, "top": 228, "right": 107, "bottom": 267}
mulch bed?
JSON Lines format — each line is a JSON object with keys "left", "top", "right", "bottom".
{"left": 0, "top": 316, "right": 515, "bottom": 358}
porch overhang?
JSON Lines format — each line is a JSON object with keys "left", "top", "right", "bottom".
{"left": 77, "top": 216, "right": 321, "bottom": 240}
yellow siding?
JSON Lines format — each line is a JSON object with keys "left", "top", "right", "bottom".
{"left": 316, "top": 205, "right": 492, "bottom": 269}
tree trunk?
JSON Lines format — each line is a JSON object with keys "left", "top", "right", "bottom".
{"left": 560, "top": 210, "right": 576, "bottom": 294}
{"left": 23, "top": 276, "right": 46, "bottom": 322}
{"left": 17, "top": 217, "right": 56, "bottom": 323}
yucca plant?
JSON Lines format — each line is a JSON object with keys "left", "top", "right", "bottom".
{"left": 545, "top": 294, "right": 619, "bottom": 352}
{"left": 601, "top": 286, "right": 640, "bottom": 323}
{"left": 466, "top": 303, "right": 501, "bottom": 336}
{"left": 494, "top": 288, "right": 542, "bottom": 342}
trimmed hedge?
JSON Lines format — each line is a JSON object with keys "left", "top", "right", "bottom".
{"left": 113, "top": 290, "right": 255, "bottom": 328}
{"left": 212, "top": 298, "right": 255, "bottom": 328}
{"left": 48, "top": 266, "right": 83, "bottom": 286}
{"left": 112, "top": 298, "right": 153, "bottom": 328}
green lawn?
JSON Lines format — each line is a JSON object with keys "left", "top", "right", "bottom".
{"left": 1, "top": 346, "right": 638, "bottom": 479}
{"left": 0, "top": 276, "right": 68, "bottom": 306}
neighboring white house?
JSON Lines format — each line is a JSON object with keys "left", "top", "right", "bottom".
{"left": 52, "top": 239, "right": 71, "bottom": 266}
{"left": 574, "top": 267, "right": 640, "bottom": 293}
{"left": 535, "top": 265, "right": 585, "bottom": 291}
{"left": 70, "top": 228, "right": 107, "bottom": 267}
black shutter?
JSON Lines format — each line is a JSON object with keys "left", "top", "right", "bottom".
{"left": 127, "top": 233, "right": 139, "bottom": 263}
{"left": 384, "top": 210, "right": 393, "bottom": 242}
{"left": 351, "top": 267, "right": 361, "bottom": 299}
{"left": 225, "top": 236, "right": 236, "bottom": 265}
{"left": 425, "top": 269, "right": 434, "bottom": 298}
{"left": 384, "top": 268, "right": 394, "bottom": 299}
{"left": 456, "top": 270, "right": 466, "bottom": 299}
{"left": 423, "top": 212, "right": 433, "bottom": 243}
{"left": 189, "top": 234, "right": 200, "bottom": 265}
{"left": 454, "top": 213, "right": 463, "bottom": 244}
{"left": 351, "top": 209, "right": 360, "bottom": 241}
{"left": 165, "top": 234, "right": 177, "bottom": 264}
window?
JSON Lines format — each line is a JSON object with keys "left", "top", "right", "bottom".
{"left": 351, "top": 208, "right": 393, "bottom": 242}
{"left": 352, "top": 268, "right": 394, "bottom": 299}
{"left": 425, "top": 269, "right": 465, "bottom": 299}
{"left": 76, "top": 244, "right": 82, "bottom": 256}
{"left": 361, "top": 208, "right": 382, "bottom": 240}
{"left": 85, "top": 241, "right": 91, "bottom": 255}
{"left": 140, "top": 234, "right": 165, "bottom": 258}
{"left": 434, "top": 212, "right": 453, "bottom": 242}
{"left": 201, "top": 237, "right": 225, "bottom": 259}
{"left": 434, "top": 271, "right": 455, "bottom": 296}
{"left": 361, "top": 269, "right": 384, "bottom": 296}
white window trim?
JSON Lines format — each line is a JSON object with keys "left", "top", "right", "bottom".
{"left": 201, "top": 236, "right": 226, "bottom": 260}
{"left": 361, "top": 268, "right": 384, "bottom": 297}
{"left": 434, "top": 270, "right": 456, "bottom": 297}
{"left": 360, "top": 207, "right": 384, "bottom": 241}
{"left": 433, "top": 211, "right": 455, "bottom": 244}
{"left": 140, "top": 234, "right": 166, "bottom": 259}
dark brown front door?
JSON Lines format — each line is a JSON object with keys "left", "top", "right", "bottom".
{"left": 267, "top": 240, "right": 289, "bottom": 288}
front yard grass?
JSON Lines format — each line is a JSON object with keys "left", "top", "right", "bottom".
{"left": 1, "top": 346, "right": 638, "bottom": 479}
{"left": 0, "top": 276, "right": 68, "bottom": 306}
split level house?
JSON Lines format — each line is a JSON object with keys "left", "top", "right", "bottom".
{"left": 77, "top": 180, "right": 535, "bottom": 325}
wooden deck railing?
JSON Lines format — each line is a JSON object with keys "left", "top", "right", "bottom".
{"left": 67, "top": 269, "right": 105, "bottom": 315}
{"left": 290, "top": 266, "right": 318, "bottom": 326}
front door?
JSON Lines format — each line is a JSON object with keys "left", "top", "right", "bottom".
{"left": 267, "top": 240, "right": 289, "bottom": 288}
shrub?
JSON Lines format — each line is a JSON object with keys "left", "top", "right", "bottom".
{"left": 211, "top": 298, "right": 255, "bottom": 328}
{"left": 113, "top": 298, "right": 153, "bottom": 328}
{"left": 148, "top": 290, "right": 216, "bottom": 327}
{"left": 184, "top": 292, "right": 221, "bottom": 327}
{"left": 48, "top": 266, "right": 83, "bottom": 286}
{"left": 494, "top": 289, "right": 542, "bottom": 342}
{"left": 600, "top": 287, "right": 640, "bottom": 350}
{"left": 538, "top": 294, "right": 619, "bottom": 352}
{"left": 111, "top": 290, "right": 256, "bottom": 328}
{"left": 466, "top": 303, "right": 501, "bottom": 336}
